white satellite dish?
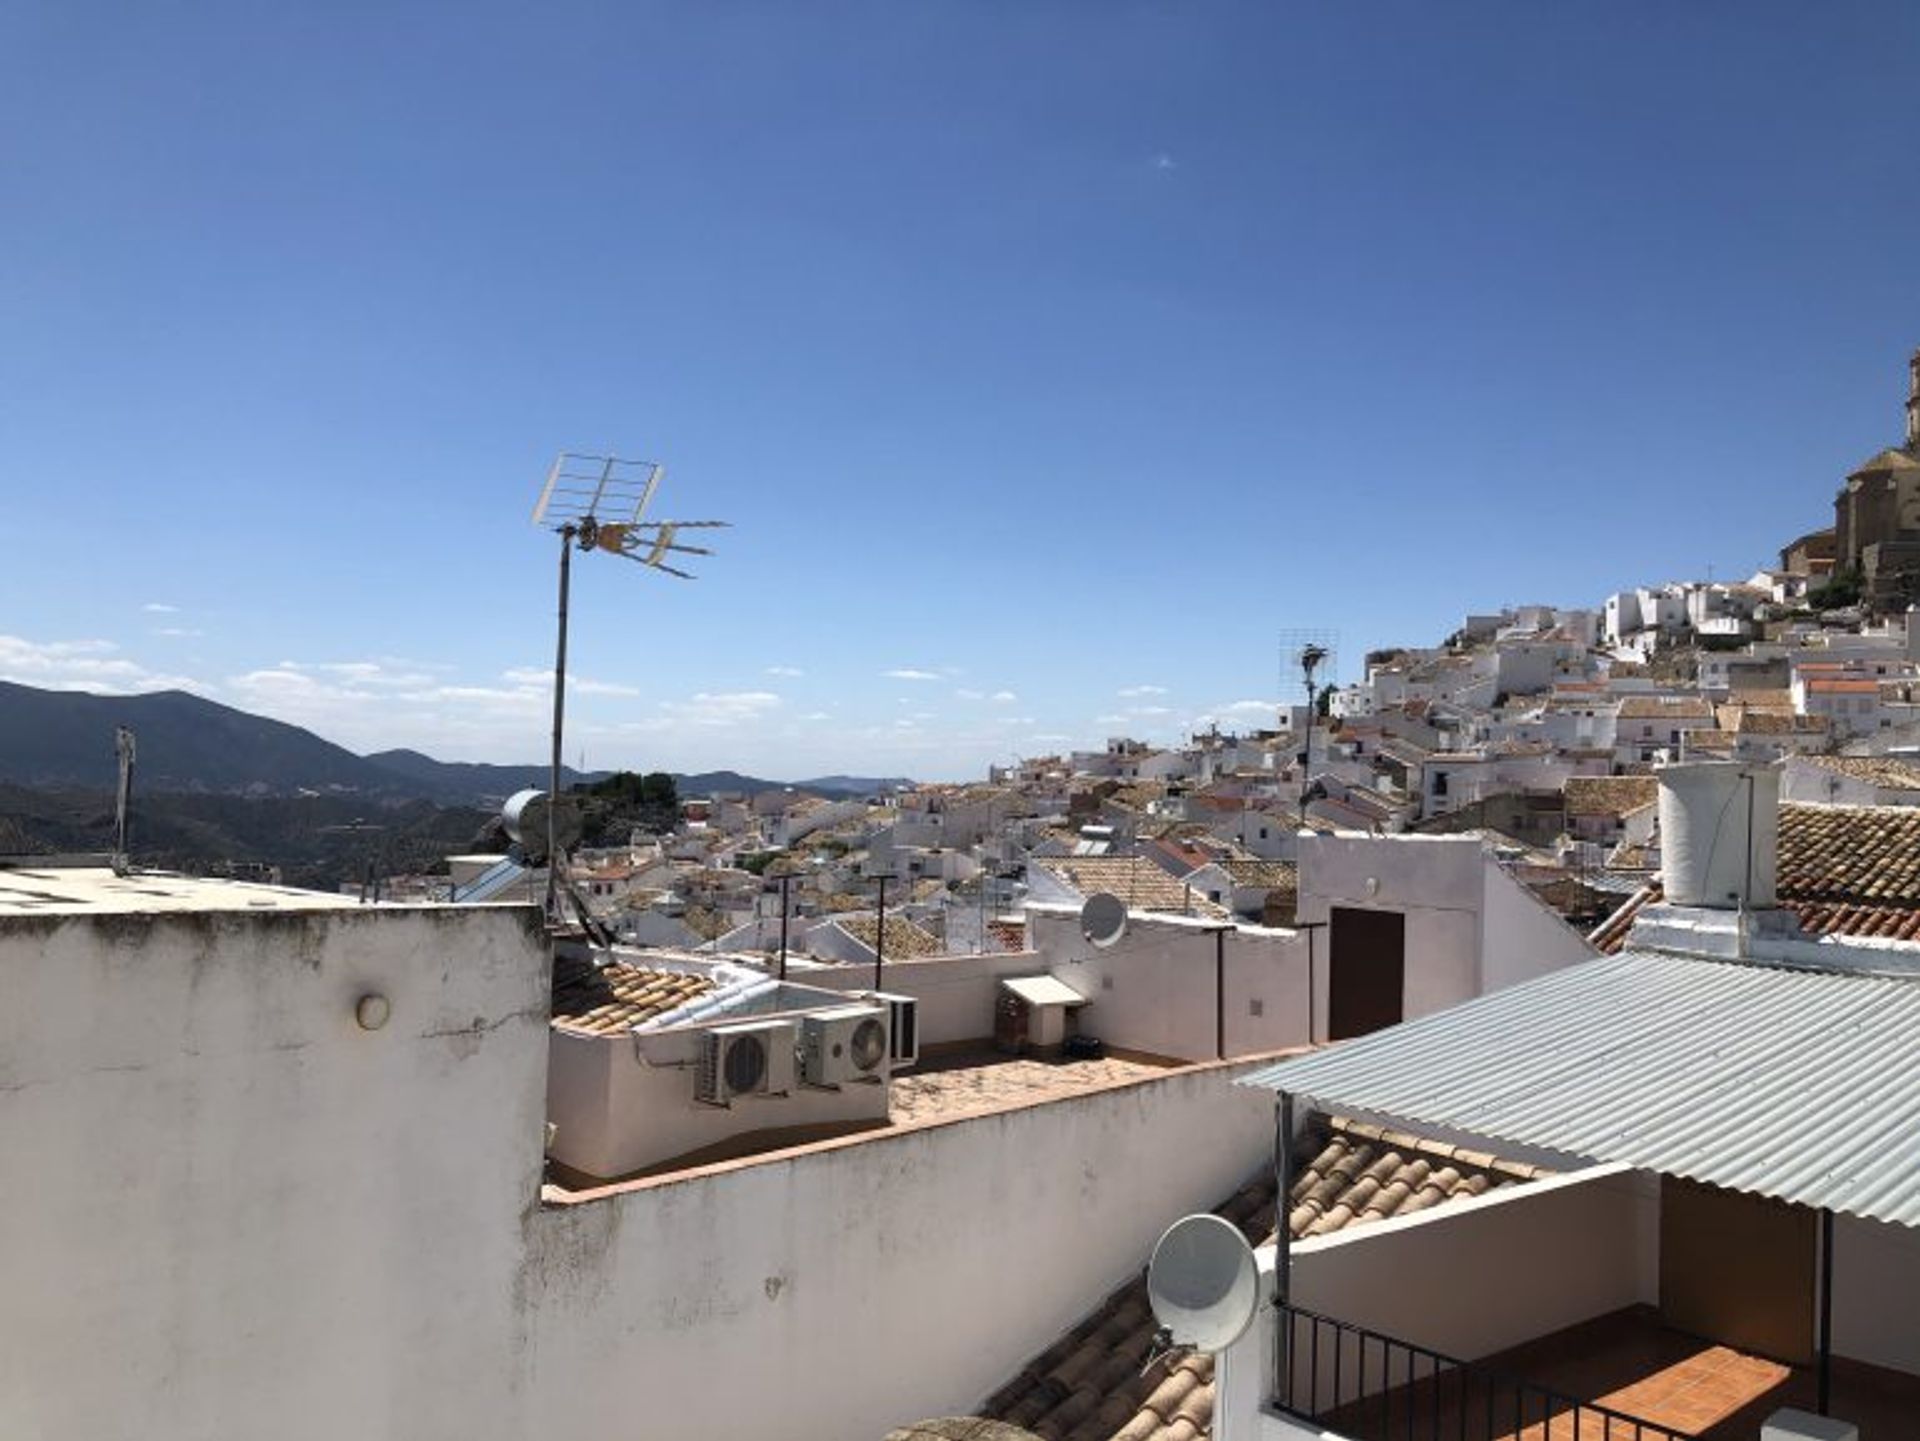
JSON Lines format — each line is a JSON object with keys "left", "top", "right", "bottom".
{"left": 1147, "top": 1213, "right": 1260, "bottom": 1353}
{"left": 1080, "top": 891, "right": 1129, "bottom": 948}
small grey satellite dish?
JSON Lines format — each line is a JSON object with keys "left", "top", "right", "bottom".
{"left": 1147, "top": 1213, "right": 1260, "bottom": 1353}
{"left": 1080, "top": 891, "right": 1128, "bottom": 948}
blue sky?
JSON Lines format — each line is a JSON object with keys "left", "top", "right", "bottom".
{"left": 3, "top": 2, "right": 1917, "bottom": 780}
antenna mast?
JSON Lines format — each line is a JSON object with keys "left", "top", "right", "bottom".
{"left": 532, "top": 451, "right": 728, "bottom": 928}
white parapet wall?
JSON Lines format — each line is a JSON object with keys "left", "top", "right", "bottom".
{"left": 0, "top": 898, "right": 553, "bottom": 1441}
{"left": 523, "top": 1057, "right": 1279, "bottom": 1441}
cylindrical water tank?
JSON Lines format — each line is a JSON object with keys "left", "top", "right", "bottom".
{"left": 502, "top": 788, "right": 581, "bottom": 862}
{"left": 1656, "top": 762, "right": 1778, "bottom": 908}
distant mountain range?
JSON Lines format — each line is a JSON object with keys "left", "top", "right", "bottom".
{"left": 0, "top": 681, "right": 907, "bottom": 806}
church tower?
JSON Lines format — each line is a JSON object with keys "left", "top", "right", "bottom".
{"left": 1908, "top": 346, "right": 1920, "bottom": 452}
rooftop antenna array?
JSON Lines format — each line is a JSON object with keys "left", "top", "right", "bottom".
{"left": 1279, "top": 628, "right": 1340, "bottom": 824}
{"left": 532, "top": 451, "right": 727, "bottom": 926}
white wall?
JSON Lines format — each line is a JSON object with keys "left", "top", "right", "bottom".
{"left": 1295, "top": 832, "right": 1591, "bottom": 1034}
{"left": 1835, "top": 1213, "right": 1920, "bottom": 1376}
{"left": 1215, "top": 1165, "right": 1658, "bottom": 1440}
{"left": 803, "top": 948, "right": 1047, "bottom": 1046}
{"left": 524, "top": 1059, "right": 1277, "bottom": 1441}
{"left": 0, "top": 903, "right": 552, "bottom": 1441}
{"left": 546, "top": 1020, "right": 892, "bottom": 1181}
{"left": 1029, "top": 907, "right": 1314, "bottom": 1061}
{"left": 1478, "top": 856, "right": 1598, "bottom": 991}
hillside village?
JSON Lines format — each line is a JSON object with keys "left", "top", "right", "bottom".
{"left": 451, "top": 351, "right": 1920, "bottom": 972}
{"left": 11, "top": 350, "right": 1920, "bottom": 1441}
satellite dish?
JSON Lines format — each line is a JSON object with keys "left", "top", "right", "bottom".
{"left": 1080, "top": 891, "right": 1128, "bottom": 948}
{"left": 1147, "top": 1213, "right": 1260, "bottom": 1353}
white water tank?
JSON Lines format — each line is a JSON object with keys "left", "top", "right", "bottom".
{"left": 1657, "top": 762, "right": 1779, "bottom": 909}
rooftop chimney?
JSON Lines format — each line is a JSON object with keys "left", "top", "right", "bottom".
{"left": 1657, "top": 762, "right": 1778, "bottom": 910}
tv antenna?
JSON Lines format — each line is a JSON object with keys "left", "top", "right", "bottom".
{"left": 531, "top": 451, "right": 727, "bottom": 926}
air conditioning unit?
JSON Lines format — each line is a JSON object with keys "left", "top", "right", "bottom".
{"left": 695, "top": 1019, "right": 796, "bottom": 1106}
{"left": 861, "top": 991, "right": 919, "bottom": 1068}
{"left": 800, "top": 1005, "right": 890, "bottom": 1088}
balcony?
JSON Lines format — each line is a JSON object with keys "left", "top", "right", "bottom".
{"left": 1216, "top": 1162, "right": 1920, "bottom": 1441}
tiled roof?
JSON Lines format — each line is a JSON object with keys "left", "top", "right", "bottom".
{"left": 1215, "top": 858, "right": 1298, "bottom": 891}
{"left": 550, "top": 956, "right": 715, "bottom": 1035}
{"left": 839, "top": 913, "right": 944, "bottom": 959}
{"left": 1724, "top": 707, "right": 1827, "bottom": 736}
{"left": 1796, "top": 754, "right": 1920, "bottom": 791}
{"left": 1617, "top": 696, "right": 1714, "bottom": 720}
{"left": 977, "top": 1118, "right": 1542, "bottom": 1441}
{"left": 1033, "top": 857, "right": 1229, "bottom": 920}
{"left": 1564, "top": 776, "right": 1658, "bottom": 819}
{"left": 1850, "top": 446, "right": 1920, "bottom": 475}
{"left": 1777, "top": 802, "right": 1920, "bottom": 906}
{"left": 1592, "top": 801, "right": 1920, "bottom": 954}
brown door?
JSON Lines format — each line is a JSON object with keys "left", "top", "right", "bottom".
{"left": 1328, "top": 906, "right": 1405, "bottom": 1040}
{"left": 1660, "top": 1176, "right": 1816, "bottom": 1364}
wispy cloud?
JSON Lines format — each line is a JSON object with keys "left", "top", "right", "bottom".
{"left": 499, "top": 665, "right": 640, "bottom": 697}
{"left": 990, "top": 690, "right": 1017, "bottom": 704}
{"left": 154, "top": 626, "right": 203, "bottom": 639}
{"left": 883, "top": 668, "right": 941, "bottom": 682}
{"left": 1118, "top": 684, "right": 1167, "bottom": 698}
{"left": 142, "top": 602, "right": 178, "bottom": 614}
{"left": 1218, "top": 699, "right": 1279, "bottom": 718}
{"left": 1151, "top": 152, "right": 1177, "bottom": 172}
{"left": 954, "top": 688, "right": 985, "bottom": 701}
{"left": 766, "top": 665, "right": 805, "bottom": 678}
{"left": 0, "top": 635, "right": 201, "bottom": 694}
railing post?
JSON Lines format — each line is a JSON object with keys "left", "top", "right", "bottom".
{"left": 1272, "top": 1091, "right": 1295, "bottom": 1410}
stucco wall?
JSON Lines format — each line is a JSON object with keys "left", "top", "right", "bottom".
{"left": 523, "top": 1058, "right": 1278, "bottom": 1441}
{"left": 0, "top": 903, "right": 552, "bottom": 1441}
{"left": 548, "top": 1019, "right": 890, "bottom": 1181}
{"left": 1214, "top": 1165, "right": 1657, "bottom": 1440}
{"left": 1835, "top": 1213, "right": 1920, "bottom": 1376}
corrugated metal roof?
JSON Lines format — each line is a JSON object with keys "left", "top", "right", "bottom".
{"left": 1239, "top": 950, "right": 1920, "bottom": 1227}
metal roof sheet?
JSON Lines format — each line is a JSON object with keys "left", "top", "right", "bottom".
{"left": 1001, "top": 975, "right": 1090, "bottom": 1008}
{"left": 1239, "top": 950, "right": 1920, "bottom": 1227}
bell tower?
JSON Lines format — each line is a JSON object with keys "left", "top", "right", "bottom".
{"left": 1908, "top": 347, "right": 1920, "bottom": 452}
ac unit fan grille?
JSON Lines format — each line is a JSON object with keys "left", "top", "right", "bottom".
{"left": 849, "top": 1017, "right": 887, "bottom": 1072}
{"left": 724, "top": 1034, "right": 768, "bottom": 1094}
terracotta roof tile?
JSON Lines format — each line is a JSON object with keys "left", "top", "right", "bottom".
{"left": 1564, "top": 776, "right": 1658, "bottom": 819}
{"left": 977, "top": 1119, "right": 1538, "bottom": 1441}
{"left": 1034, "top": 857, "right": 1229, "bottom": 920}
{"left": 1617, "top": 696, "right": 1714, "bottom": 721}
{"left": 1798, "top": 755, "right": 1920, "bottom": 791}
{"left": 550, "top": 956, "right": 714, "bottom": 1035}
{"left": 840, "top": 913, "right": 944, "bottom": 959}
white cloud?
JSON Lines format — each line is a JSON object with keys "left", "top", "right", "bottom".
{"left": 665, "top": 690, "right": 783, "bottom": 727}
{"left": 1151, "top": 152, "right": 1177, "bottom": 171}
{"left": 499, "top": 666, "right": 640, "bottom": 697}
{"left": 1094, "top": 713, "right": 1128, "bottom": 726}
{"left": 1027, "top": 733, "right": 1071, "bottom": 744}
{"left": 990, "top": 690, "right": 1017, "bottom": 704}
{"left": 798, "top": 711, "right": 832, "bottom": 722}
{"left": 154, "top": 626, "right": 203, "bottom": 639}
{"left": 765, "top": 665, "right": 805, "bottom": 678}
{"left": 0, "top": 635, "right": 200, "bottom": 694}
{"left": 954, "top": 688, "right": 985, "bottom": 701}
{"left": 1118, "top": 684, "right": 1168, "bottom": 698}
{"left": 883, "top": 668, "right": 941, "bottom": 682}
{"left": 1128, "top": 705, "right": 1173, "bottom": 718}
{"left": 142, "top": 602, "right": 178, "bottom": 614}
{"left": 1219, "top": 699, "right": 1279, "bottom": 718}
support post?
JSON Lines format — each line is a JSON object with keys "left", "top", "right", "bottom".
{"left": 775, "top": 871, "right": 793, "bottom": 981}
{"left": 1204, "top": 923, "right": 1234, "bottom": 1061}
{"left": 1819, "top": 1206, "right": 1834, "bottom": 1415}
{"left": 547, "top": 527, "right": 574, "bottom": 926}
{"left": 1273, "top": 1090, "right": 1295, "bottom": 1410}
{"left": 873, "top": 871, "right": 891, "bottom": 991}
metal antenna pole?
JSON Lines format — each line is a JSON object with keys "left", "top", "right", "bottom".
{"left": 776, "top": 871, "right": 793, "bottom": 981}
{"left": 548, "top": 525, "right": 575, "bottom": 924}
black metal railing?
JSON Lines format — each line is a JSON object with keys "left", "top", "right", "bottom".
{"left": 1274, "top": 1303, "right": 1698, "bottom": 1441}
